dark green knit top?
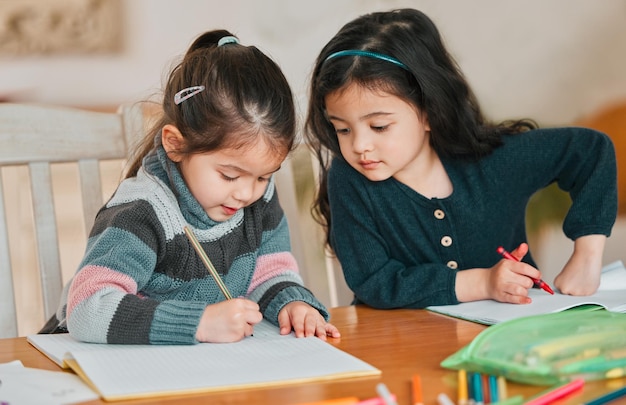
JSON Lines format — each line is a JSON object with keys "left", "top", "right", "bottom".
{"left": 328, "top": 127, "right": 617, "bottom": 309}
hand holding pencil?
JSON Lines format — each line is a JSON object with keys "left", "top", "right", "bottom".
{"left": 185, "top": 226, "right": 262, "bottom": 342}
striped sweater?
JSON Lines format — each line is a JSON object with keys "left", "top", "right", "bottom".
{"left": 42, "top": 146, "right": 328, "bottom": 344}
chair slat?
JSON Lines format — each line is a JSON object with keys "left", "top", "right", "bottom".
{"left": 29, "top": 162, "right": 64, "bottom": 321}
{"left": 0, "top": 103, "right": 146, "bottom": 337}
{"left": 0, "top": 173, "right": 18, "bottom": 338}
{"left": 78, "top": 159, "right": 104, "bottom": 236}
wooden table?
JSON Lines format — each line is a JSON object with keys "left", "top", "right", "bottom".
{"left": 1, "top": 306, "right": 625, "bottom": 404}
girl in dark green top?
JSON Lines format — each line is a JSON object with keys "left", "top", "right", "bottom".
{"left": 305, "top": 8, "right": 617, "bottom": 308}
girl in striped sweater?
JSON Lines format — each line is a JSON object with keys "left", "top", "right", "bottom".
{"left": 41, "top": 30, "right": 339, "bottom": 344}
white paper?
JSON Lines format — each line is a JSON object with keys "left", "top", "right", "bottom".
{"left": 599, "top": 260, "right": 626, "bottom": 290}
{"left": 0, "top": 361, "right": 98, "bottom": 405}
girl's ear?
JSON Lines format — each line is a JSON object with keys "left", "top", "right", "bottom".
{"left": 420, "top": 111, "right": 431, "bottom": 132}
{"left": 161, "top": 124, "right": 185, "bottom": 162}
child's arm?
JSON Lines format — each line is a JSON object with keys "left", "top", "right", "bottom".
{"left": 246, "top": 187, "right": 331, "bottom": 328}
{"left": 553, "top": 234, "right": 606, "bottom": 295}
{"left": 455, "top": 243, "right": 543, "bottom": 304}
{"left": 277, "top": 301, "right": 340, "bottom": 340}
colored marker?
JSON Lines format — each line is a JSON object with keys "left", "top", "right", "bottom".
{"left": 584, "top": 385, "right": 626, "bottom": 405}
{"left": 458, "top": 369, "right": 468, "bottom": 405}
{"left": 481, "top": 374, "right": 490, "bottom": 403}
{"left": 376, "top": 383, "right": 398, "bottom": 405}
{"left": 412, "top": 374, "right": 423, "bottom": 405}
{"left": 496, "top": 246, "right": 554, "bottom": 294}
{"left": 472, "top": 372, "right": 484, "bottom": 405}
{"left": 525, "top": 378, "right": 584, "bottom": 405}
{"left": 497, "top": 376, "right": 508, "bottom": 400}
{"left": 437, "top": 393, "right": 455, "bottom": 405}
{"left": 489, "top": 375, "right": 499, "bottom": 403}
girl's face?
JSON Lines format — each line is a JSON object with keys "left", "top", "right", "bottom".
{"left": 163, "top": 126, "right": 285, "bottom": 222}
{"left": 325, "top": 83, "right": 433, "bottom": 183}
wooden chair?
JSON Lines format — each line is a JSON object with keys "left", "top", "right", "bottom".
{"left": 273, "top": 147, "right": 352, "bottom": 309}
{"left": 0, "top": 103, "right": 145, "bottom": 337}
{"left": 0, "top": 102, "right": 349, "bottom": 338}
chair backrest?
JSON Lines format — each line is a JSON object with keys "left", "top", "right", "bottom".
{"left": 0, "top": 103, "right": 145, "bottom": 337}
{"left": 272, "top": 146, "right": 353, "bottom": 309}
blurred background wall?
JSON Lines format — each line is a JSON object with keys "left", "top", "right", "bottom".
{"left": 3, "top": 1, "right": 626, "bottom": 123}
{"left": 2, "top": 0, "right": 626, "bottom": 335}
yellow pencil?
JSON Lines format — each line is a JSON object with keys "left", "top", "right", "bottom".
{"left": 183, "top": 225, "right": 233, "bottom": 300}
{"left": 458, "top": 369, "right": 468, "bottom": 405}
{"left": 497, "top": 375, "right": 508, "bottom": 400}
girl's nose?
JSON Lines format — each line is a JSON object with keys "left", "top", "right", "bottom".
{"left": 232, "top": 184, "right": 254, "bottom": 203}
{"left": 352, "top": 131, "right": 373, "bottom": 155}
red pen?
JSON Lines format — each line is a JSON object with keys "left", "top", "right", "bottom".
{"left": 496, "top": 246, "right": 554, "bottom": 294}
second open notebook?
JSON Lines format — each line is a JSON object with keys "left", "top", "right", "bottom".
{"left": 27, "top": 320, "right": 379, "bottom": 402}
{"left": 427, "top": 260, "right": 626, "bottom": 325}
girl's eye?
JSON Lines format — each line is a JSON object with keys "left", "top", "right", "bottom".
{"left": 372, "top": 125, "right": 389, "bottom": 132}
{"left": 258, "top": 177, "right": 270, "bottom": 183}
{"left": 221, "top": 173, "right": 238, "bottom": 182}
{"left": 335, "top": 128, "right": 350, "bottom": 135}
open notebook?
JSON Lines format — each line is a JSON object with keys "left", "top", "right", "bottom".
{"left": 27, "top": 320, "right": 379, "bottom": 401}
{"left": 427, "top": 260, "right": 626, "bottom": 325}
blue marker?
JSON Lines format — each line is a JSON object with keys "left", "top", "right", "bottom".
{"left": 473, "top": 372, "right": 484, "bottom": 405}
{"left": 489, "top": 375, "right": 499, "bottom": 403}
{"left": 585, "top": 386, "right": 626, "bottom": 405}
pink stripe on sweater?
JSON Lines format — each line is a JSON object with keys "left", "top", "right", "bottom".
{"left": 67, "top": 265, "right": 137, "bottom": 315}
{"left": 247, "top": 252, "right": 299, "bottom": 294}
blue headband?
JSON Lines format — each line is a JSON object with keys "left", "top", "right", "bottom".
{"left": 324, "top": 50, "right": 409, "bottom": 71}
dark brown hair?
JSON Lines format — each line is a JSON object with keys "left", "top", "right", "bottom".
{"left": 126, "top": 29, "right": 296, "bottom": 178}
{"left": 304, "top": 9, "right": 536, "bottom": 249}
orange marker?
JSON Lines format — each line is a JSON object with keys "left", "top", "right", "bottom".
{"left": 412, "top": 375, "right": 423, "bottom": 405}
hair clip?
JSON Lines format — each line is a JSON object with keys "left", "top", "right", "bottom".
{"left": 174, "top": 85, "right": 205, "bottom": 105}
{"left": 218, "top": 36, "right": 239, "bottom": 47}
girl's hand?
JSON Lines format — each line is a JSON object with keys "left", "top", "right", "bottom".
{"left": 196, "top": 298, "right": 262, "bottom": 343}
{"left": 456, "top": 243, "right": 541, "bottom": 304}
{"left": 277, "top": 301, "right": 341, "bottom": 340}
{"left": 554, "top": 234, "right": 606, "bottom": 295}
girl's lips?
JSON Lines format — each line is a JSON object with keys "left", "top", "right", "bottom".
{"left": 359, "top": 160, "right": 380, "bottom": 170}
{"left": 222, "top": 205, "right": 239, "bottom": 216}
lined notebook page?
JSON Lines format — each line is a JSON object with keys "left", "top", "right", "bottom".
{"left": 28, "top": 320, "right": 379, "bottom": 401}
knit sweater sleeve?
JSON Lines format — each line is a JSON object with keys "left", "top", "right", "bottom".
{"left": 66, "top": 189, "right": 205, "bottom": 345}
{"left": 496, "top": 127, "right": 617, "bottom": 240}
{"left": 246, "top": 189, "right": 330, "bottom": 324}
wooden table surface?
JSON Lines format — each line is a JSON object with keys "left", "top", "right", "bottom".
{"left": 1, "top": 305, "right": 625, "bottom": 404}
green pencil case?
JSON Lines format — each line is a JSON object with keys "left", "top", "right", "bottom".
{"left": 441, "top": 309, "right": 626, "bottom": 385}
